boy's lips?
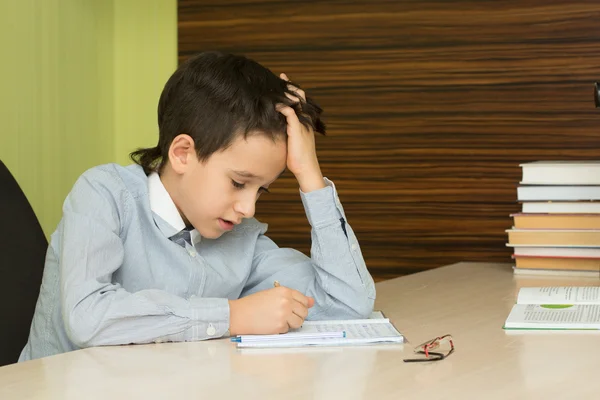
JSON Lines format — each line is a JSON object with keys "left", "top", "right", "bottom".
{"left": 218, "top": 218, "right": 239, "bottom": 230}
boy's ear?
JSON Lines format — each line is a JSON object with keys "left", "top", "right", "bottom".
{"left": 168, "top": 134, "right": 197, "bottom": 174}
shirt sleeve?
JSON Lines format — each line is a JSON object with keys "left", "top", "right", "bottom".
{"left": 59, "top": 170, "right": 229, "bottom": 348}
{"left": 241, "top": 178, "right": 376, "bottom": 320}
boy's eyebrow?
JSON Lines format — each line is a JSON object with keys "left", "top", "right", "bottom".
{"left": 232, "top": 169, "right": 286, "bottom": 180}
{"left": 233, "top": 170, "right": 260, "bottom": 178}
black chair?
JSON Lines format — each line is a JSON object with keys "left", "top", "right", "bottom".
{"left": 0, "top": 160, "right": 47, "bottom": 366}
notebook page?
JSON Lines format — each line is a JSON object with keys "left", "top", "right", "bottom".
{"left": 504, "top": 304, "right": 600, "bottom": 330}
{"left": 236, "top": 319, "right": 403, "bottom": 348}
{"left": 301, "top": 319, "right": 401, "bottom": 340}
{"left": 517, "top": 287, "right": 600, "bottom": 305}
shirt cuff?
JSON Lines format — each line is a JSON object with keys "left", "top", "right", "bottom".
{"left": 183, "top": 297, "right": 230, "bottom": 341}
{"left": 300, "top": 177, "right": 344, "bottom": 229}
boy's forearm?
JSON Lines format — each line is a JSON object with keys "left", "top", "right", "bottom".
{"left": 305, "top": 219, "right": 376, "bottom": 319}
{"left": 295, "top": 169, "right": 326, "bottom": 193}
{"left": 299, "top": 179, "right": 376, "bottom": 318}
{"left": 64, "top": 284, "right": 231, "bottom": 347}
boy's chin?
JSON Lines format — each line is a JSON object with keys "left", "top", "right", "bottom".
{"left": 196, "top": 226, "right": 226, "bottom": 240}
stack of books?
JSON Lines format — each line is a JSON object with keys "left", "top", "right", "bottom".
{"left": 507, "top": 161, "right": 600, "bottom": 277}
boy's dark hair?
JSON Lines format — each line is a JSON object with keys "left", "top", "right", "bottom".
{"left": 130, "top": 51, "right": 326, "bottom": 174}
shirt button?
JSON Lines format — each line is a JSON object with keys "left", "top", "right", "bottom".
{"left": 206, "top": 324, "right": 216, "bottom": 336}
{"left": 188, "top": 249, "right": 197, "bottom": 257}
{"left": 351, "top": 243, "right": 358, "bottom": 251}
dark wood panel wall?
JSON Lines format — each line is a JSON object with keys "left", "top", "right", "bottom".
{"left": 178, "top": 0, "right": 600, "bottom": 280}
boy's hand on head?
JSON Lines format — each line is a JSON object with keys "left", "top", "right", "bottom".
{"left": 228, "top": 285, "right": 315, "bottom": 336}
{"left": 278, "top": 73, "right": 326, "bottom": 193}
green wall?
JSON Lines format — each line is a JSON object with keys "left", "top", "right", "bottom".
{"left": 0, "top": 0, "right": 177, "bottom": 237}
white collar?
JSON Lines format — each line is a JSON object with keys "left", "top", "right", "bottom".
{"left": 148, "top": 172, "right": 201, "bottom": 246}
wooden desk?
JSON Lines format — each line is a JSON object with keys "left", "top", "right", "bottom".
{"left": 2, "top": 262, "right": 600, "bottom": 399}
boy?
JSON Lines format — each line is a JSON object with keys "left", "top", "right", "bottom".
{"left": 19, "top": 51, "right": 375, "bottom": 361}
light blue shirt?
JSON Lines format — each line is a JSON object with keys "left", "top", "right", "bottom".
{"left": 19, "top": 164, "right": 375, "bottom": 361}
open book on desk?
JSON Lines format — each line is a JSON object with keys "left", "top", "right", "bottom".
{"left": 232, "top": 311, "right": 403, "bottom": 348}
{"left": 504, "top": 286, "right": 600, "bottom": 330}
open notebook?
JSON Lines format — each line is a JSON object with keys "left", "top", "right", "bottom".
{"left": 504, "top": 287, "right": 600, "bottom": 330}
{"left": 231, "top": 311, "right": 404, "bottom": 348}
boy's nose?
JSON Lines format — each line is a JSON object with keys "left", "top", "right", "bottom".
{"left": 234, "top": 197, "right": 255, "bottom": 219}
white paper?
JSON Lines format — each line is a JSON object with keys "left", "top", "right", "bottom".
{"left": 504, "top": 304, "right": 600, "bottom": 330}
{"left": 517, "top": 287, "right": 600, "bottom": 305}
{"left": 235, "top": 319, "right": 403, "bottom": 348}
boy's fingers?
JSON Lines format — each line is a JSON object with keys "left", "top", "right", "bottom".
{"left": 275, "top": 284, "right": 313, "bottom": 309}
{"left": 287, "top": 312, "right": 304, "bottom": 330}
{"left": 290, "top": 87, "right": 306, "bottom": 101}
{"left": 291, "top": 301, "right": 309, "bottom": 320}
{"left": 280, "top": 72, "right": 306, "bottom": 101}
{"left": 275, "top": 103, "right": 292, "bottom": 114}
{"left": 285, "top": 92, "right": 301, "bottom": 103}
{"left": 276, "top": 104, "right": 301, "bottom": 126}
{"left": 290, "top": 289, "right": 311, "bottom": 307}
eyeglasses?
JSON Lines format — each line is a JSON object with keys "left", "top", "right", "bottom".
{"left": 403, "top": 334, "right": 454, "bottom": 363}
